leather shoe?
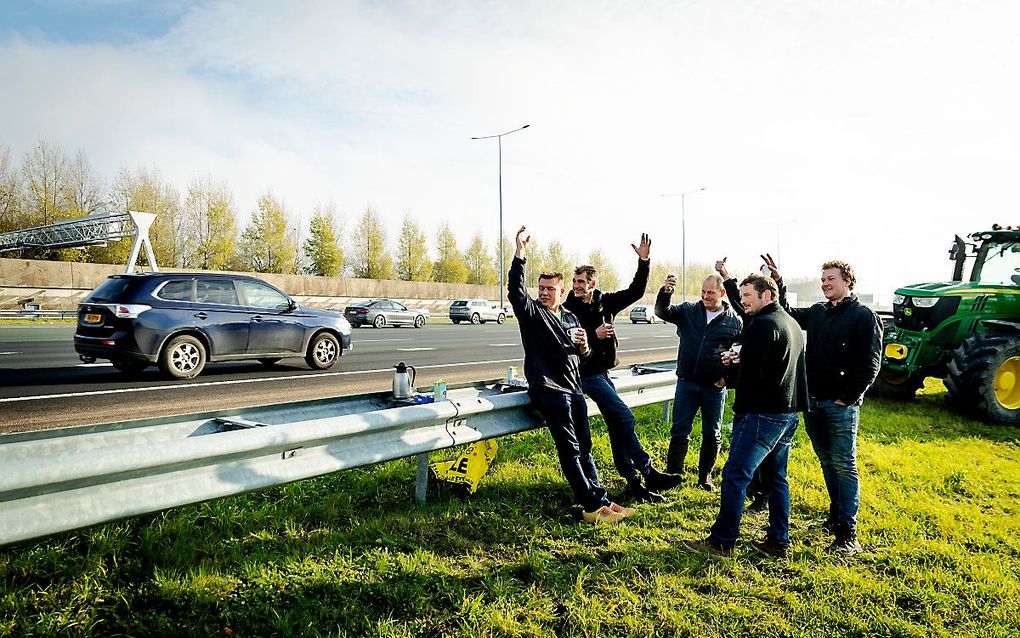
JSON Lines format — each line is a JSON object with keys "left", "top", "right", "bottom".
{"left": 751, "top": 537, "right": 789, "bottom": 559}
{"left": 644, "top": 467, "right": 683, "bottom": 492}
{"left": 681, "top": 538, "right": 733, "bottom": 557}
{"left": 623, "top": 476, "right": 666, "bottom": 504}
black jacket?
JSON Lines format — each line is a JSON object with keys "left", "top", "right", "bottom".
{"left": 562, "top": 258, "right": 649, "bottom": 376}
{"left": 778, "top": 281, "right": 882, "bottom": 405}
{"left": 508, "top": 256, "right": 586, "bottom": 395}
{"left": 731, "top": 302, "right": 809, "bottom": 415}
{"left": 655, "top": 289, "right": 743, "bottom": 386}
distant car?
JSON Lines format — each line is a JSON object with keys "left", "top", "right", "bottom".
{"left": 344, "top": 299, "right": 429, "bottom": 328}
{"left": 629, "top": 306, "right": 661, "bottom": 323}
{"left": 74, "top": 272, "right": 352, "bottom": 380}
{"left": 449, "top": 299, "right": 506, "bottom": 324}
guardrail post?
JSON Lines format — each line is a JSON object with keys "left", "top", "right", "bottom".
{"left": 661, "top": 400, "right": 671, "bottom": 424}
{"left": 415, "top": 452, "right": 429, "bottom": 503}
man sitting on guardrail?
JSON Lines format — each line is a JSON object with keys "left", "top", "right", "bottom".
{"left": 508, "top": 225, "right": 633, "bottom": 524}
{"left": 563, "top": 235, "right": 682, "bottom": 503}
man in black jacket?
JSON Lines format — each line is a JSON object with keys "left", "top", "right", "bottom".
{"left": 763, "top": 255, "right": 882, "bottom": 556}
{"left": 655, "top": 273, "right": 743, "bottom": 490}
{"left": 683, "top": 273, "right": 807, "bottom": 558}
{"left": 508, "top": 226, "right": 633, "bottom": 525}
{"left": 563, "top": 235, "right": 682, "bottom": 503}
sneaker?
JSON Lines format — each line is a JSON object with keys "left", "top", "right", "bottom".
{"left": 644, "top": 467, "right": 684, "bottom": 492}
{"left": 827, "top": 535, "right": 863, "bottom": 557}
{"left": 623, "top": 477, "right": 667, "bottom": 504}
{"left": 608, "top": 502, "right": 636, "bottom": 517}
{"left": 582, "top": 506, "right": 626, "bottom": 524}
{"left": 680, "top": 538, "right": 733, "bottom": 557}
{"left": 751, "top": 537, "right": 790, "bottom": 559}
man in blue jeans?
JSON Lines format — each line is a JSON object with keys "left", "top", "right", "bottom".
{"left": 763, "top": 254, "right": 882, "bottom": 556}
{"left": 563, "top": 236, "right": 682, "bottom": 503}
{"left": 683, "top": 273, "right": 807, "bottom": 558}
{"left": 508, "top": 225, "right": 634, "bottom": 524}
{"left": 655, "top": 273, "right": 743, "bottom": 490}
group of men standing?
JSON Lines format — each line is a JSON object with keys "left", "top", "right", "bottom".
{"left": 508, "top": 225, "right": 882, "bottom": 557}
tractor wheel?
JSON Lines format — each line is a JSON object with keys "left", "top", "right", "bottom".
{"left": 868, "top": 367, "right": 924, "bottom": 400}
{"left": 944, "top": 332, "right": 1020, "bottom": 425}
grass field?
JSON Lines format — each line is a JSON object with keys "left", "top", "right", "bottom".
{"left": 2, "top": 380, "right": 1019, "bottom": 637}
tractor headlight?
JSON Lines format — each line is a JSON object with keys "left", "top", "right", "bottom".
{"left": 912, "top": 297, "right": 938, "bottom": 308}
{"left": 892, "top": 293, "right": 905, "bottom": 306}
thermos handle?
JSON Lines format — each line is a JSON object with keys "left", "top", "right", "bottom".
{"left": 407, "top": 365, "right": 416, "bottom": 386}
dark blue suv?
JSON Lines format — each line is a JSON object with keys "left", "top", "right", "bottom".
{"left": 74, "top": 272, "right": 353, "bottom": 379}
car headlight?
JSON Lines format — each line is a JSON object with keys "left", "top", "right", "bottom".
{"left": 912, "top": 297, "right": 938, "bottom": 308}
{"left": 892, "top": 293, "right": 905, "bottom": 305}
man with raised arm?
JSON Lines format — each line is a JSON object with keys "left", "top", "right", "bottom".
{"left": 508, "top": 226, "right": 633, "bottom": 524}
{"left": 563, "top": 235, "right": 682, "bottom": 503}
{"left": 761, "top": 253, "right": 882, "bottom": 556}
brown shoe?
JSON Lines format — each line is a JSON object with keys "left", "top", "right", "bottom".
{"left": 751, "top": 537, "right": 789, "bottom": 559}
{"left": 608, "top": 502, "right": 636, "bottom": 517}
{"left": 582, "top": 506, "right": 625, "bottom": 524}
{"left": 681, "top": 538, "right": 733, "bottom": 557}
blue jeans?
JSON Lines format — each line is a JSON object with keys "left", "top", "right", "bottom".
{"left": 708, "top": 412, "right": 800, "bottom": 549}
{"left": 804, "top": 398, "right": 860, "bottom": 530}
{"left": 671, "top": 378, "right": 726, "bottom": 449}
{"left": 532, "top": 391, "right": 611, "bottom": 512}
{"left": 582, "top": 372, "right": 651, "bottom": 480}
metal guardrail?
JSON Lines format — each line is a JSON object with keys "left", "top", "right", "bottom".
{"left": 0, "top": 366, "right": 677, "bottom": 546}
{"left": 0, "top": 310, "right": 78, "bottom": 320}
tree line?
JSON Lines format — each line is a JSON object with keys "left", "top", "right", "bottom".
{"left": 1, "top": 140, "right": 719, "bottom": 294}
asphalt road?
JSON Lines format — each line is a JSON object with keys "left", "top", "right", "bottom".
{"left": 0, "top": 320, "right": 679, "bottom": 433}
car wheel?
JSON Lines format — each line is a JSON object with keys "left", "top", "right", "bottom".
{"left": 471, "top": 313, "right": 481, "bottom": 325}
{"left": 632, "top": 320, "right": 638, "bottom": 324}
{"left": 452, "top": 319, "right": 461, "bottom": 324}
{"left": 306, "top": 332, "right": 340, "bottom": 370}
{"left": 112, "top": 360, "right": 147, "bottom": 374}
{"left": 373, "top": 314, "right": 386, "bottom": 328}
{"left": 414, "top": 315, "right": 426, "bottom": 328}
{"left": 497, "top": 313, "right": 505, "bottom": 324}
{"left": 259, "top": 358, "right": 282, "bottom": 367}
{"left": 159, "top": 335, "right": 207, "bottom": 380}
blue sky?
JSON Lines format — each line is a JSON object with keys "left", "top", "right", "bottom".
{"left": 2, "top": 1, "right": 1020, "bottom": 295}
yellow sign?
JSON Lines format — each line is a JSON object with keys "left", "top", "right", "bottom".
{"left": 885, "top": 343, "right": 908, "bottom": 359}
{"left": 430, "top": 440, "right": 499, "bottom": 494}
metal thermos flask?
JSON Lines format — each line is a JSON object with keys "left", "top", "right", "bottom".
{"left": 392, "top": 361, "right": 416, "bottom": 400}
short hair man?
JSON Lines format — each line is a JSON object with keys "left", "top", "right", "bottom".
{"left": 683, "top": 273, "right": 808, "bottom": 558}
{"left": 563, "top": 236, "right": 682, "bottom": 503}
{"left": 508, "top": 226, "right": 633, "bottom": 524}
{"left": 762, "top": 254, "right": 882, "bottom": 556}
{"left": 655, "top": 273, "right": 743, "bottom": 490}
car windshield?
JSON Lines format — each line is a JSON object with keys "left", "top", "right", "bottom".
{"left": 975, "top": 240, "right": 1020, "bottom": 285}
{"left": 86, "top": 278, "right": 132, "bottom": 303}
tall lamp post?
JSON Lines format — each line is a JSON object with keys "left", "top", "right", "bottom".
{"left": 661, "top": 187, "right": 706, "bottom": 300}
{"left": 471, "top": 124, "right": 530, "bottom": 313}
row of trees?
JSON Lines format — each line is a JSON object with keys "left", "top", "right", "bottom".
{"left": 1, "top": 140, "right": 715, "bottom": 293}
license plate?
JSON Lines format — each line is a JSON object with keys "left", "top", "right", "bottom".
{"left": 84, "top": 313, "right": 103, "bottom": 323}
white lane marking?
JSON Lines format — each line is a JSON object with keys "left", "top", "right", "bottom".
{"left": 397, "top": 347, "right": 435, "bottom": 352}
{"left": 653, "top": 335, "right": 675, "bottom": 338}
{"left": 353, "top": 338, "right": 410, "bottom": 342}
{"left": 77, "top": 363, "right": 113, "bottom": 368}
{"left": 489, "top": 343, "right": 519, "bottom": 347}
{"left": 0, "top": 357, "right": 527, "bottom": 404}
{"left": 0, "top": 352, "right": 21, "bottom": 355}
{"left": 615, "top": 337, "right": 631, "bottom": 341}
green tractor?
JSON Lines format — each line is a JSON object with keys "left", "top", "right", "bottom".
{"left": 874, "top": 225, "right": 1020, "bottom": 425}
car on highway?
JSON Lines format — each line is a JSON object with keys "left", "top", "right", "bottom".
{"left": 343, "top": 299, "right": 429, "bottom": 328}
{"left": 629, "top": 306, "right": 661, "bottom": 323}
{"left": 449, "top": 299, "right": 507, "bottom": 324}
{"left": 74, "top": 272, "right": 353, "bottom": 380}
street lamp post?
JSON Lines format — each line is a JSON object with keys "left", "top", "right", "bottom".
{"left": 471, "top": 124, "right": 530, "bottom": 313}
{"left": 661, "top": 187, "right": 706, "bottom": 301}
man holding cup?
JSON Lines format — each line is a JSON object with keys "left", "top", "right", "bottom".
{"left": 508, "top": 226, "right": 633, "bottom": 524}
{"left": 655, "top": 272, "right": 743, "bottom": 489}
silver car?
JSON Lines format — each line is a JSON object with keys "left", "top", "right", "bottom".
{"left": 449, "top": 299, "right": 506, "bottom": 324}
{"left": 343, "top": 299, "right": 429, "bottom": 328}
{"left": 629, "top": 306, "right": 661, "bottom": 323}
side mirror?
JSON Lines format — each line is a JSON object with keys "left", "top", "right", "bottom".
{"left": 288, "top": 299, "right": 297, "bottom": 312}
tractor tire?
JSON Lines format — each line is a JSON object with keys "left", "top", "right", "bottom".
{"left": 868, "top": 367, "right": 924, "bottom": 400}
{"left": 944, "top": 332, "right": 1020, "bottom": 425}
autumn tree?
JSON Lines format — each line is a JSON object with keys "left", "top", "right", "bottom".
{"left": 21, "top": 140, "right": 69, "bottom": 226}
{"left": 0, "top": 144, "right": 21, "bottom": 233}
{"left": 65, "top": 150, "right": 106, "bottom": 217}
{"left": 303, "top": 204, "right": 344, "bottom": 277}
{"left": 464, "top": 232, "right": 497, "bottom": 285}
{"left": 395, "top": 213, "right": 431, "bottom": 281}
{"left": 349, "top": 206, "right": 394, "bottom": 279}
{"left": 432, "top": 222, "right": 468, "bottom": 283}
{"left": 98, "top": 166, "right": 183, "bottom": 267}
{"left": 238, "top": 190, "right": 298, "bottom": 274}
{"left": 585, "top": 248, "right": 620, "bottom": 291}
{"left": 181, "top": 176, "right": 238, "bottom": 271}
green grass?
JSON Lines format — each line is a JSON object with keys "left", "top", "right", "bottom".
{"left": 2, "top": 380, "right": 1019, "bottom": 637}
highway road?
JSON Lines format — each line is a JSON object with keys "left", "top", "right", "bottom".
{"left": 0, "top": 320, "right": 680, "bottom": 433}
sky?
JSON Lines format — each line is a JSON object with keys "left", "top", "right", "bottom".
{"left": 2, "top": 0, "right": 1019, "bottom": 296}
